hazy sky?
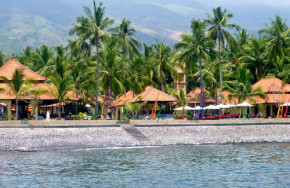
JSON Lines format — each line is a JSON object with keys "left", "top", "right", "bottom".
{"left": 198, "top": 0, "right": 290, "bottom": 7}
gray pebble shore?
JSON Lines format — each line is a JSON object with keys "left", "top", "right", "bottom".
{"left": 0, "top": 124, "right": 289, "bottom": 151}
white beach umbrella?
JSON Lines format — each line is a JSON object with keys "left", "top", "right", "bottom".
{"left": 85, "top": 104, "right": 91, "bottom": 108}
{"left": 281, "top": 102, "right": 290, "bottom": 107}
{"left": 226, "top": 103, "right": 236, "bottom": 108}
{"left": 204, "top": 105, "right": 220, "bottom": 110}
{"left": 235, "top": 102, "right": 253, "bottom": 107}
{"left": 216, "top": 104, "right": 230, "bottom": 109}
{"left": 174, "top": 106, "right": 195, "bottom": 111}
{"left": 192, "top": 105, "right": 202, "bottom": 110}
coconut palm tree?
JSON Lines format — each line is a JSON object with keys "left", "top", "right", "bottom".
{"left": 69, "top": 1, "right": 114, "bottom": 119}
{"left": 205, "top": 6, "right": 240, "bottom": 103}
{"left": 110, "top": 18, "right": 141, "bottom": 95}
{"left": 127, "top": 54, "right": 153, "bottom": 94}
{"left": 175, "top": 19, "right": 215, "bottom": 110}
{"left": 50, "top": 75, "right": 73, "bottom": 119}
{"left": 0, "top": 69, "right": 28, "bottom": 120}
{"left": 22, "top": 84, "right": 48, "bottom": 120}
{"left": 111, "top": 18, "right": 141, "bottom": 57}
{"left": 152, "top": 41, "right": 178, "bottom": 92}
{"left": 224, "top": 67, "right": 265, "bottom": 103}
{"left": 124, "top": 101, "right": 147, "bottom": 119}
{"left": 174, "top": 89, "right": 196, "bottom": 117}
{"left": 238, "top": 35, "right": 267, "bottom": 82}
{"left": 99, "top": 39, "right": 124, "bottom": 119}
{"left": 259, "top": 15, "right": 290, "bottom": 62}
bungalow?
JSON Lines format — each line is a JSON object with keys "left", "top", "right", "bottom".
{"left": 0, "top": 58, "right": 78, "bottom": 119}
{"left": 249, "top": 76, "right": 290, "bottom": 117}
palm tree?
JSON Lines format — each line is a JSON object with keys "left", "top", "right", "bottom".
{"left": 174, "top": 89, "right": 196, "bottom": 117}
{"left": 70, "top": 1, "right": 114, "bottom": 119}
{"left": 69, "top": 59, "right": 88, "bottom": 114}
{"left": 111, "top": 18, "right": 141, "bottom": 57}
{"left": 127, "top": 54, "right": 153, "bottom": 94}
{"left": 175, "top": 19, "right": 215, "bottom": 111}
{"left": 259, "top": 15, "right": 289, "bottom": 61}
{"left": 50, "top": 75, "right": 72, "bottom": 119}
{"left": 152, "top": 41, "right": 178, "bottom": 92}
{"left": 111, "top": 18, "right": 141, "bottom": 94}
{"left": 22, "top": 84, "right": 48, "bottom": 120}
{"left": 238, "top": 35, "right": 267, "bottom": 81}
{"left": 205, "top": 6, "right": 240, "bottom": 103}
{"left": 202, "top": 59, "right": 220, "bottom": 104}
{"left": 124, "top": 101, "right": 147, "bottom": 119}
{"left": 0, "top": 69, "right": 27, "bottom": 120}
{"left": 224, "top": 67, "right": 265, "bottom": 103}
{"left": 99, "top": 38, "right": 124, "bottom": 119}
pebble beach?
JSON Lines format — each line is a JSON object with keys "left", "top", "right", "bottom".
{"left": 0, "top": 122, "right": 289, "bottom": 151}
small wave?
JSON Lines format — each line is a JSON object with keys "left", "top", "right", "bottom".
{"left": 74, "top": 145, "right": 162, "bottom": 151}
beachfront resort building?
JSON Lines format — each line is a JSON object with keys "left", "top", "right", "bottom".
{"left": 0, "top": 58, "right": 78, "bottom": 119}
{"left": 249, "top": 76, "right": 290, "bottom": 117}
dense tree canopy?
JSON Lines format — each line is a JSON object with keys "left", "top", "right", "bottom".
{"left": 2, "top": 3, "right": 289, "bottom": 118}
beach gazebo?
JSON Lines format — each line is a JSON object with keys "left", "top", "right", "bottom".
{"left": 128, "top": 86, "right": 177, "bottom": 116}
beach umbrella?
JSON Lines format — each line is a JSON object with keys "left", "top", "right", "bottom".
{"left": 226, "top": 103, "right": 236, "bottom": 108}
{"left": 174, "top": 106, "right": 195, "bottom": 111}
{"left": 85, "top": 104, "right": 91, "bottom": 108}
{"left": 235, "top": 102, "right": 253, "bottom": 107}
{"left": 204, "top": 105, "right": 220, "bottom": 110}
{"left": 235, "top": 102, "right": 253, "bottom": 118}
{"left": 192, "top": 105, "right": 202, "bottom": 110}
{"left": 216, "top": 103, "right": 230, "bottom": 109}
{"left": 281, "top": 102, "right": 290, "bottom": 107}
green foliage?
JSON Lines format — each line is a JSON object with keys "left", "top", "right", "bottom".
{"left": 0, "top": 3, "right": 289, "bottom": 121}
{"left": 0, "top": 50, "right": 5, "bottom": 67}
{"left": 124, "top": 101, "right": 147, "bottom": 119}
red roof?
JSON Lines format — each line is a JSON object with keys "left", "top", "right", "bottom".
{"left": 114, "top": 91, "right": 135, "bottom": 106}
{"left": 247, "top": 77, "right": 290, "bottom": 104}
{"left": 129, "top": 86, "right": 176, "bottom": 102}
{"left": 0, "top": 58, "right": 46, "bottom": 81}
{"left": 252, "top": 76, "right": 290, "bottom": 93}
{"left": 0, "top": 83, "right": 56, "bottom": 100}
{"left": 186, "top": 88, "right": 215, "bottom": 104}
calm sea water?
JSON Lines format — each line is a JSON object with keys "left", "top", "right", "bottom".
{"left": 0, "top": 143, "right": 289, "bottom": 187}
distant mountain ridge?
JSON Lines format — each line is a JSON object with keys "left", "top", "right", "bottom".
{"left": 0, "top": 0, "right": 289, "bottom": 55}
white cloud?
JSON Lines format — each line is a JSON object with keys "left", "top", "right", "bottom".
{"left": 198, "top": 0, "right": 290, "bottom": 7}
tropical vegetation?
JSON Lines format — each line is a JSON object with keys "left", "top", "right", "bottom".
{"left": 0, "top": 2, "right": 289, "bottom": 119}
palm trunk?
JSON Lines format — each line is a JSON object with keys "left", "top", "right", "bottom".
{"left": 198, "top": 56, "right": 204, "bottom": 118}
{"left": 122, "top": 38, "right": 126, "bottom": 96}
{"left": 215, "top": 83, "right": 218, "bottom": 105}
{"left": 95, "top": 35, "right": 100, "bottom": 119}
{"left": 185, "top": 60, "right": 189, "bottom": 94}
{"left": 258, "top": 62, "right": 262, "bottom": 80}
{"left": 109, "top": 78, "right": 113, "bottom": 119}
{"left": 15, "top": 98, "right": 18, "bottom": 120}
{"left": 58, "top": 101, "right": 61, "bottom": 120}
{"left": 101, "top": 91, "right": 106, "bottom": 119}
{"left": 160, "top": 68, "right": 164, "bottom": 91}
{"left": 105, "top": 91, "right": 108, "bottom": 120}
{"left": 218, "top": 28, "right": 224, "bottom": 103}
